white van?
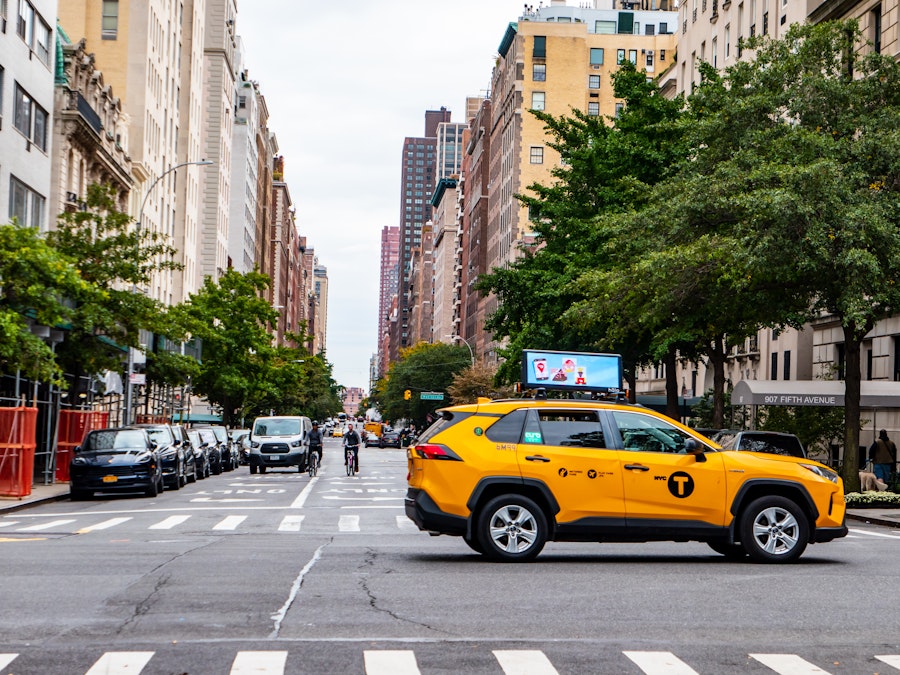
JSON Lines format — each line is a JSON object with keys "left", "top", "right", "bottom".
{"left": 247, "top": 416, "right": 312, "bottom": 474}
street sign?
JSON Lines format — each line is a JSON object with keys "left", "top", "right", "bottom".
{"left": 129, "top": 373, "right": 146, "bottom": 385}
{"left": 420, "top": 392, "right": 444, "bottom": 401}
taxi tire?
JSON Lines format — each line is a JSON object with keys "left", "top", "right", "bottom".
{"left": 739, "top": 495, "right": 809, "bottom": 563}
{"left": 476, "top": 494, "right": 547, "bottom": 562}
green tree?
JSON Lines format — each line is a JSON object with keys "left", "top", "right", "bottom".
{"left": 375, "top": 342, "right": 470, "bottom": 428}
{"left": 47, "top": 184, "right": 179, "bottom": 387}
{"left": 246, "top": 347, "right": 342, "bottom": 424}
{"left": 446, "top": 361, "right": 514, "bottom": 405}
{"left": 0, "top": 222, "right": 86, "bottom": 383}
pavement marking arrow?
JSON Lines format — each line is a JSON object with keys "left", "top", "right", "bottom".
{"left": 191, "top": 497, "right": 264, "bottom": 503}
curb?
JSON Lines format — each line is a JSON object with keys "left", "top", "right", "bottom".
{"left": 846, "top": 512, "right": 900, "bottom": 528}
{"left": 0, "top": 491, "right": 70, "bottom": 515}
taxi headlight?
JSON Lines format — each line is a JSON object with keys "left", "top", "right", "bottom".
{"left": 801, "top": 463, "right": 839, "bottom": 484}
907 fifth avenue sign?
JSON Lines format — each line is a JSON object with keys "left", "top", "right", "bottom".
{"left": 762, "top": 394, "right": 841, "bottom": 406}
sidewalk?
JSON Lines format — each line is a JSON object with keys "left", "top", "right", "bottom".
{"left": 3, "top": 483, "right": 900, "bottom": 528}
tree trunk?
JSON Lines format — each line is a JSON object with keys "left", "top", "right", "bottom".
{"left": 664, "top": 347, "right": 680, "bottom": 421}
{"left": 710, "top": 335, "right": 727, "bottom": 429}
{"left": 841, "top": 325, "right": 862, "bottom": 493}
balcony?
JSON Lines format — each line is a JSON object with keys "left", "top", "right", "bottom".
{"left": 71, "top": 91, "right": 103, "bottom": 136}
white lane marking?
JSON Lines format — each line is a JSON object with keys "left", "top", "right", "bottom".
{"left": 750, "top": 653, "right": 831, "bottom": 674}
{"left": 278, "top": 515, "right": 305, "bottom": 532}
{"left": 338, "top": 515, "right": 360, "bottom": 532}
{"left": 0, "top": 521, "right": 20, "bottom": 528}
{"left": 269, "top": 544, "right": 326, "bottom": 638}
{"left": 876, "top": 655, "right": 900, "bottom": 668}
{"left": 364, "top": 650, "right": 421, "bottom": 675}
{"left": 848, "top": 528, "right": 900, "bottom": 539}
{"left": 213, "top": 515, "right": 247, "bottom": 531}
{"left": 16, "top": 519, "right": 76, "bottom": 532}
{"left": 84, "top": 651, "right": 155, "bottom": 675}
{"left": 289, "top": 475, "right": 318, "bottom": 509}
{"left": 624, "top": 651, "right": 699, "bottom": 674}
{"left": 230, "top": 650, "right": 288, "bottom": 674}
{"left": 494, "top": 650, "right": 560, "bottom": 675}
{"left": 396, "top": 515, "right": 418, "bottom": 531}
{"left": 77, "top": 517, "right": 133, "bottom": 533}
{"left": 149, "top": 515, "right": 191, "bottom": 530}
{"left": 0, "top": 654, "right": 18, "bottom": 670}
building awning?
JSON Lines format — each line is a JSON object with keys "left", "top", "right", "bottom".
{"left": 731, "top": 380, "right": 900, "bottom": 408}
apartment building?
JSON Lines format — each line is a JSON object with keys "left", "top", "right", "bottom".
{"left": 312, "top": 263, "right": 329, "bottom": 355}
{"left": 430, "top": 178, "right": 459, "bottom": 346}
{"left": 376, "top": 225, "right": 400, "bottom": 376}
{"left": 1, "top": 0, "right": 57, "bottom": 231}
{"left": 228, "top": 40, "right": 259, "bottom": 274}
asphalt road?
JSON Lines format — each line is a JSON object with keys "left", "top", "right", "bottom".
{"left": 2, "top": 440, "right": 900, "bottom": 674}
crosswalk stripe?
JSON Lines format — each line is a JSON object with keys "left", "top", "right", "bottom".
{"left": 876, "top": 655, "right": 900, "bottom": 668}
{"left": 847, "top": 528, "right": 900, "bottom": 539}
{"left": 84, "top": 651, "right": 154, "bottom": 675}
{"left": 364, "top": 650, "right": 420, "bottom": 675}
{"left": 396, "top": 515, "right": 418, "bottom": 531}
{"left": 0, "top": 521, "right": 19, "bottom": 528}
{"left": 624, "top": 651, "right": 699, "bottom": 674}
{"left": 230, "top": 650, "right": 287, "bottom": 674}
{"left": 750, "top": 653, "right": 831, "bottom": 674}
{"left": 339, "top": 515, "right": 360, "bottom": 532}
{"left": 494, "top": 650, "right": 560, "bottom": 675}
{"left": 149, "top": 515, "right": 191, "bottom": 530}
{"left": 77, "top": 517, "right": 133, "bottom": 533}
{"left": 213, "top": 515, "right": 247, "bottom": 531}
{"left": 0, "top": 654, "right": 18, "bottom": 670}
{"left": 16, "top": 519, "right": 76, "bottom": 532}
{"left": 278, "top": 515, "right": 305, "bottom": 532}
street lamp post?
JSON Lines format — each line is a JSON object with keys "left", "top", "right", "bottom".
{"left": 124, "top": 159, "right": 213, "bottom": 426}
{"left": 447, "top": 334, "right": 475, "bottom": 367}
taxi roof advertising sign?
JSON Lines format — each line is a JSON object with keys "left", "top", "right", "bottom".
{"left": 522, "top": 350, "right": 623, "bottom": 394}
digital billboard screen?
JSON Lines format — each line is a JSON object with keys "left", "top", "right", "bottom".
{"left": 521, "top": 350, "right": 622, "bottom": 393}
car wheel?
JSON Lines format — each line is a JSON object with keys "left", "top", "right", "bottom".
{"left": 476, "top": 494, "right": 547, "bottom": 563}
{"left": 707, "top": 541, "right": 747, "bottom": 560}
{"left": 145, "top": 477, "right": 159, "bottom": 498}
{"left": 250, "top": 464, "right": 258, "bottom": 475}
{"left": 187, "top": 464, "right": 197, "bottom": 483}
{"left": 739, "top": 496, "right": 809, "bottom": 563}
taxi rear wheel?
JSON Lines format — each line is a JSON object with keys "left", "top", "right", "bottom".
{"left": 476, "top": 494, "right": 547, "bottom": 562}
{"left": 739, "top": 496, "right": 809, "bottom": 563}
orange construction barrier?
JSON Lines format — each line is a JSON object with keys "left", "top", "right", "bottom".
{"left": 0, "top": 407, "right": 38, "bottom": 498}
{"left": 136, "top": 414, "right": 169, "bottom": 424}
{"left": 55, "top": 410, "right": 110, "bottom": 482}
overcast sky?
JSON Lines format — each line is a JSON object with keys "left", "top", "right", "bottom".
{"left": 236, "top": 0, "right": 525, "bottom": 392}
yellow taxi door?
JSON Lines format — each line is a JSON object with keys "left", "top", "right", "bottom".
{"left": 515, "top": 409, "right": 625, "bottom": 526}
{"left": 607, "top": 410, "right": 728, "bottom": 527}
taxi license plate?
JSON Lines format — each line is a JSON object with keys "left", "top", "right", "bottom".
{"left": 102, "top": 475, "right": 118, "bottom": 483}
{"left": 269, "top": 455, "right": 279, "bottom": 461}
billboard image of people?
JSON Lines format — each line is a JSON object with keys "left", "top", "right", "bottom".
{"left": 521, "top": 350, "right": 622, "bottom": 393}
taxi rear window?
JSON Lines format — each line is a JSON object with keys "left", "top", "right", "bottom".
{"left": 416, "top": 412, "right": 474, "bottom": 443}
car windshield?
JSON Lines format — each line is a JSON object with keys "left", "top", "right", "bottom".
{"left": 254, "top": 419, "right": 302, "bottom": 436}
{"left": 144, "top": 427, "right": 173, "bottom": 444}
{"left": 84, "top": 430, "right": 147, "bottom": 453}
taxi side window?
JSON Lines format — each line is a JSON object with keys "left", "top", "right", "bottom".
{"left": 529, "top": 410, "right": 606, "bottom": 448}
{"left": 611, "top": 411, "right": 691, "bottom": 453}
{"left": 485, "top": 409, "right": 527, "bottom": 443}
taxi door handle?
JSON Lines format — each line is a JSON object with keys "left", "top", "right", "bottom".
{"left": 525, "top": 455, "right": 551, "bottom": 463}
{"left": 624, "top": 464, "right": 650, "bottom": 472}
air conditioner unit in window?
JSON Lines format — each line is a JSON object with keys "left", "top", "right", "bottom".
{"left": 65, "top": 192, "right": 79, "bottom": 204}
{"left": 591, "top": 64, "right": 600, "bottom": 69}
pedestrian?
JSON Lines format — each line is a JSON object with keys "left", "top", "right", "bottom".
{"left": 868, "top": 429, "right": 897, "bottom": 485}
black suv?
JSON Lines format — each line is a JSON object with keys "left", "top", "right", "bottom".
{"left": 133, "top": 423, "right": 195, "bottom": 489}
{"left": 70, "top": 427, "right": 163, "bottom": 499}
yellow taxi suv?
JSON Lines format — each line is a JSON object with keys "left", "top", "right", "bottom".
{"left": 405, "top": 397, "right": 847, "bottom": 563}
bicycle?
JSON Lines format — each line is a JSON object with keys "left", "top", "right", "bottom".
{"left": 307, "top": 448, "right": 319, "bottom": 477}
{"left": 345, "top": 445, "right": 358, "bottom": 476}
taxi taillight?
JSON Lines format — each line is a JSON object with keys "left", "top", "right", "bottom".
{"left": 412, "top": 444, "right": 462, "bottom": 461}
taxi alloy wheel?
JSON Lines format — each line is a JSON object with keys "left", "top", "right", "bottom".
{"left": 739, "top": 496, "right": 809, "bottom": 564}
{"left": 477, "top": 494, "right": 547, "bottom": 562}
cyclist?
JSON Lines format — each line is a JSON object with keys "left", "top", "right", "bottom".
{"left": 343, "top": 423, "right": 361, "bottom": 474}
{"left": 308, "top": 421, "right": 324, "bottom": 468}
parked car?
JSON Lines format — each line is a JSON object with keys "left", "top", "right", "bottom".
{"left": 196, "top": 427, "right": 223, "bottom": 474}
{"left": 232, "top": 429, "right": 250, "bottom": 465}
{"left": 132, "top": 423, "right": 193, "bottom": 490}
{"left": 711, "top": 430, "right": 807, "bottom": 458}
{"left": 202, "top": 425, "right": 237, "bottom": 471}
{"left": 171, "top": 424, "right": 200, "bottom": 483}
{"left": 247, "top": 415, "right": 311, "bottom": 474}
{"left": 379, "top": 430, "right": 402, "bottom": 448}
{"left": 69, "top": 427, "right": 164, "bottom": 500}
{"left": 186, "top": 428, "right": 211, "bottom": 478}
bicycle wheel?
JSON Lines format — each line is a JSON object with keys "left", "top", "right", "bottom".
{"left": 308, "top": 452, "right": 318, "bottom": 477}
{"left": 346, "top": 452, "right": 353, "bottom": 476}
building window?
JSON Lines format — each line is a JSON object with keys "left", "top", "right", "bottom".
{"left": 871, "top": 5, "right": 882, "bottom": 53}
{"left": 587, "top": 101, "right": 600, "bottom": 116}
{"left": 660, "top": 49, "right": 666, "bottom": 61}
{"left": 590, "top": 48, "right": 604, "bottom": 65}
{"left": 16, "top": 0, "right": 32, "bottom": 42}
{"left": 531, "top": 91, "right": 545, "bottom": 111}
{"left": 33, "top": 16, "right": 50, "bottom": 64}
{"left": 102, "top": 0, "right": 119, "bottom": 39}
{"left": 783, "top": 351, "right": 791, "bottom": 381}
{"left": 646, "top": 53, "right": 654, "bottom": 68}
{"left": 629, "top": 49, "right": 638, "bottom": 64}
{"left": 645, "top": 24, "right": 655, "bottom": 35}
{"left": 770, "top": 352, "right": 778, "bottom": 380}
{"left": 725, "top": 25, "right": 731, "bottom": 58}
{"left": 530, "top": 146, "right": 544, "bottom": 164}
{"left": 9, "top": 175, "right": 45, "bottom": 229}
{"left": 533, "top": 35, "right": 546, "bottom": 58}
{"left": 533, "top": 63, "right": 546, "bottom": 81}
{"left": 588, "top": 74, "right": 600, "bottom": 88}
{"left": 615, "top": 102, "right": 624, "bottom": 117}
{"left": 595, "top": 20, "right": 616, "bottom": 34}
{"left": 660, "top": 22, "right": 669, "bottom": 34}
{"left": 238, "top": 95, "right": 247, "bottom": 108}
{"left": 617, "top": 48, "right": 626, "bottom": 64}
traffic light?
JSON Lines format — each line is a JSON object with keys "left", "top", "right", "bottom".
{"left": 404, "top": 389, "right": 411, "bottom": 400}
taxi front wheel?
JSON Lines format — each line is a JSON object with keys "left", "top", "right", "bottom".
{"left": 739, "top": 496, "right": 809, "bottom": 563}
{"left": 476, "top": 494, "right": 547, "bottom": 562}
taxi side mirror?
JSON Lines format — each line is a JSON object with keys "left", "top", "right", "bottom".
{"left": 684, "top": 438, "right": 707, "bottom": 462}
